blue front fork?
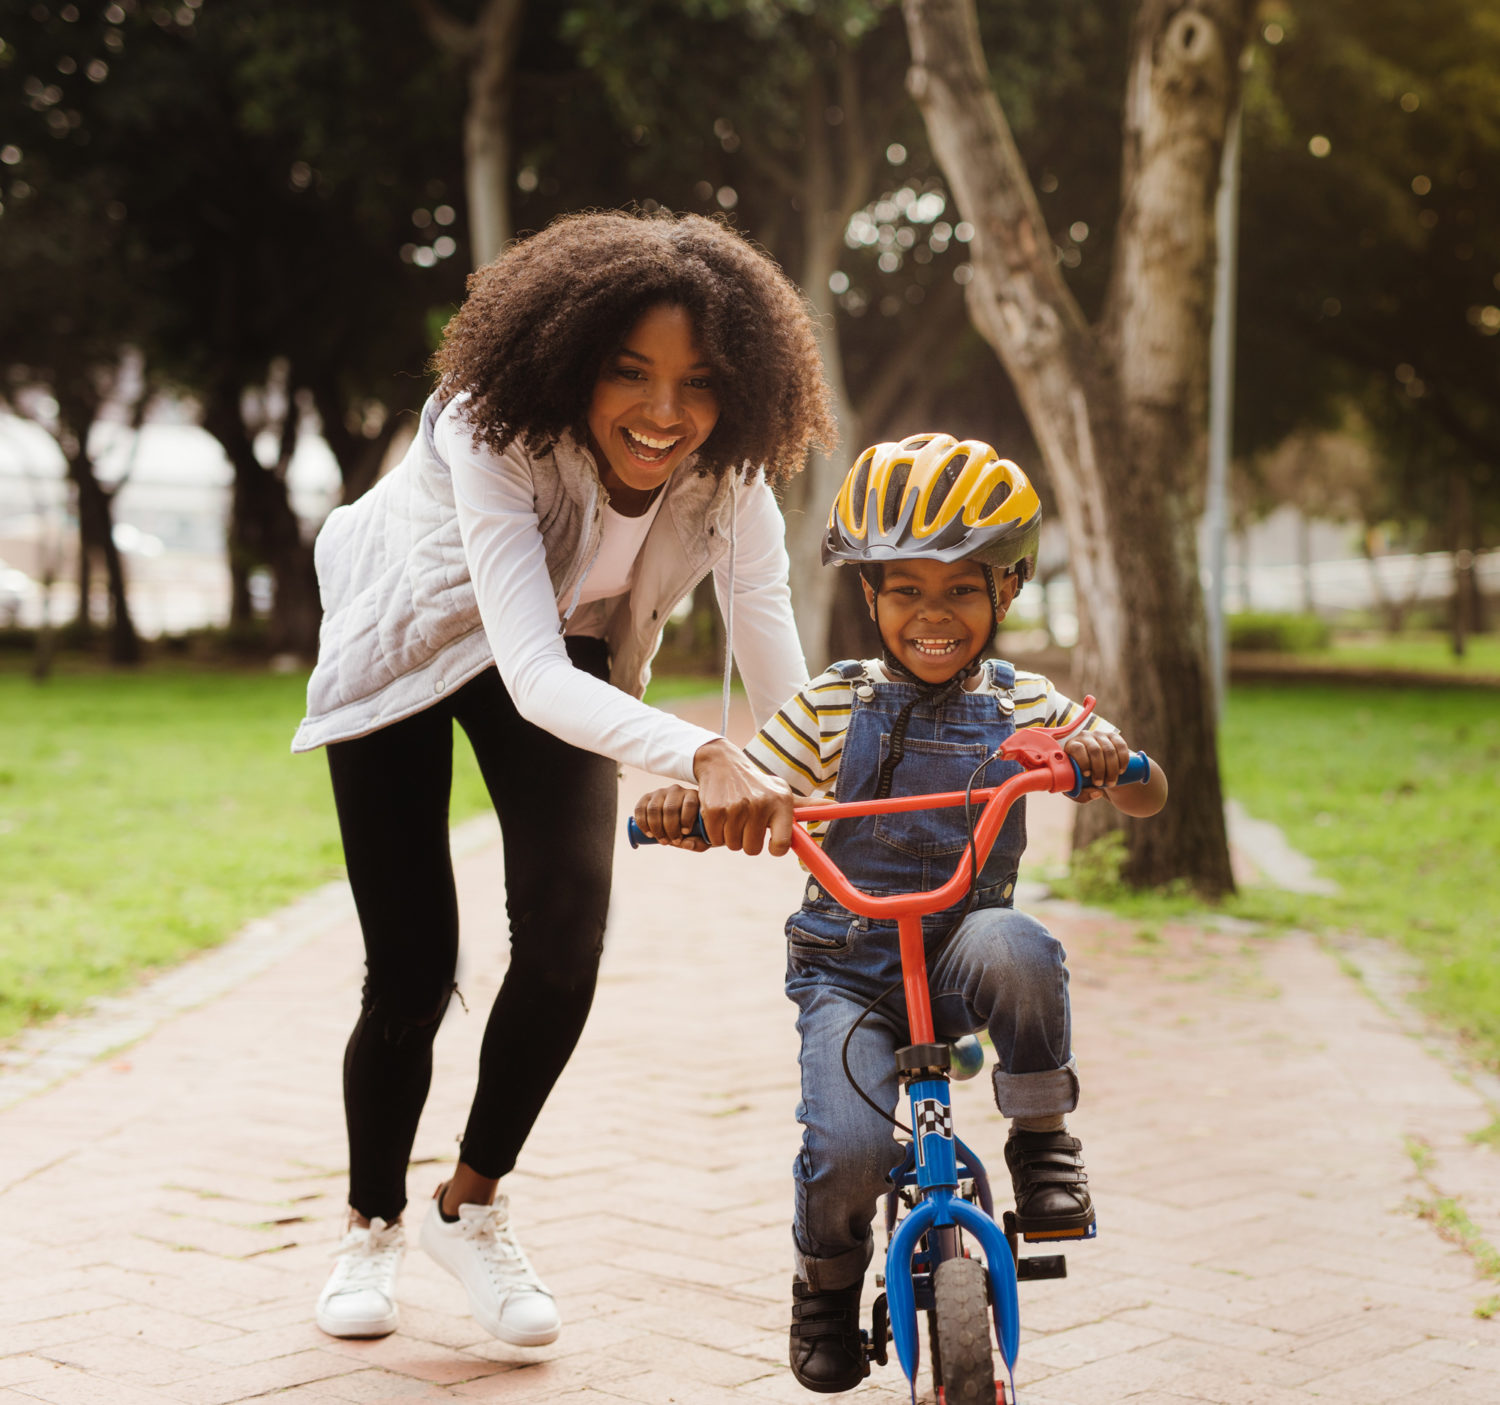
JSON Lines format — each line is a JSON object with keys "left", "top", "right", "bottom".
{"left": 885, "top": 1076, "right": 1019, "bottom": 1399}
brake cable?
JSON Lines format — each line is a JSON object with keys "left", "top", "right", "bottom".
{"left": 837, "top": 747, "right": 997, "bottom": 1134}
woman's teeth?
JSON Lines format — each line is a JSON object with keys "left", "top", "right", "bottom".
{"left": 623, "top": 428, "right": 680, "bottom": 460}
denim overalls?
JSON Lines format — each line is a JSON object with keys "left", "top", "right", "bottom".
{"left": 785, "top": 660, "right": 1080, "bottom": 1289}
{"left": 786, "top": 658, "right": 1026, "bottom": 991}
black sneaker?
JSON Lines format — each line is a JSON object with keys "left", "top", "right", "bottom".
{"left": 1004, "top": 1129, "right": 1095, "bottom": 1237}
{"left": 789, "top": 1276, "right": 868, "bottom": 1393}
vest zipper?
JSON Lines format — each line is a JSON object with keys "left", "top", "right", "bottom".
{"left": 558, "top": 480, "right": 603, "bottom": 635}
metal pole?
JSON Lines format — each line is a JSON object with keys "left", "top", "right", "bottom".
{"left": 1205, "top": 101, "right": 1242, "bottom": 717}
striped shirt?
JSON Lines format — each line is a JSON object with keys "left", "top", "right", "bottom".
{"left": 745, "top": 659, "right": 1116, "bottom": 842}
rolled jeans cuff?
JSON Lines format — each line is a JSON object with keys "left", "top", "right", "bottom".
{"left": 992, "top": 1057, "right": 1080, "bottom": 1119}
{"left": 793, "top": 1229, "right": 873, "bottom": 1292}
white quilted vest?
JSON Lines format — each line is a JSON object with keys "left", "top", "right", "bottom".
{"left": 292, "top": 393, "right": 734, "bottom": 752}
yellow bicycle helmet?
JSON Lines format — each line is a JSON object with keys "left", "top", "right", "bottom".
{"left": 823, "top": 432, "right": 1042, "bottom": 580}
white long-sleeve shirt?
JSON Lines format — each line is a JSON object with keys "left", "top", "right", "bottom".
{"left": 295, "top": 390, "right": 807, "bottom": 770}
{"left": 439, "top": 399, "right": 807, "bottom": 781}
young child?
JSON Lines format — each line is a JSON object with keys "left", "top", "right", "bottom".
{"left": 634, "top": 433, "right": 1167, "bottom": 1394}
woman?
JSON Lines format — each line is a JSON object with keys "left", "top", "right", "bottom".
{"left": 293, "top": 210, "right": 833, "bottom": 1344}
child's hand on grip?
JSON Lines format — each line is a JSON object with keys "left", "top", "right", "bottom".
{"left": 1063, "top": 730, "right": 1132, "bottom": 803}
{"left": 633, "top": 785, "right": 710, "bottom": 851}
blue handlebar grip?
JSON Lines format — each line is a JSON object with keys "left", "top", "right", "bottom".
{"left": 626, "top": 814, "right": 710, "bottom": 848}
{"left": 1065, "top": 750, "right": 1151, "bottom": 799}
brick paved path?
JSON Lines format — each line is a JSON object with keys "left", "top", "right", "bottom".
{"left": 2, "top": 702, "right": 1498, "bottom": 1403}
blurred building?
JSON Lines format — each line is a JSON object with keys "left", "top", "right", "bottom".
{"left": 0, "top": 407, "right": 340, "bottom": 636}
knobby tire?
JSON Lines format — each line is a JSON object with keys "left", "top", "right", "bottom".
{"left": 931, "top": 1256, "right": 995, "bottom": 1405}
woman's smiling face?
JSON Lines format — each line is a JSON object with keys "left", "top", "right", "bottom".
{"left": 586, "top": 304, "right": 720, "bottom": 508}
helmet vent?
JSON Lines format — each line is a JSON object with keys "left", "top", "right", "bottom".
{"left": 882, "top": 464, "right": 911, "bottom": 532}
{"left": 850, "top": 457, "right": 872, "bottom": 522}
{"left": 937, "top": 453, "right": 968, "bottom": 499}
{"left": 980, "top": 480, "right": 1012, "bottom": 516}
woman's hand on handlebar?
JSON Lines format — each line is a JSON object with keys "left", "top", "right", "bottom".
{"left": 690, "top": 738, "right": 797, "bottom": 856}
{"left": 633, "top": 785, "right": 710, "bottom": 852}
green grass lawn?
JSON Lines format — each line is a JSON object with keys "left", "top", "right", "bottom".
{"left": 1217, "top": 683, "right": 1500, "bottom": 1066}
{"left": 0, "top": 665, "right": 491, "bottom": 1041}
{"left": 3, "top": 661, "right": 1498, "bottom": 1076}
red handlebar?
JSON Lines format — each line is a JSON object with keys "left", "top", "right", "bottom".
{"left": 786, "top": 695, "right": 1100, "bottom": 922}
{"left": 784, "top": 697, "right": 1102, "bottom": 1046}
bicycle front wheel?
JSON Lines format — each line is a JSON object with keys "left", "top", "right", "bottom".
{"left": 931, "top": 1256, "right": 996, "bottom": 1405}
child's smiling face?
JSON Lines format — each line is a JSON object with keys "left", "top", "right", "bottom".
{"left": 862, "top": 557, "right": 1019, "bottom": 684}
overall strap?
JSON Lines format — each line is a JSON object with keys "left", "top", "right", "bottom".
{"left": 986, "top": 658, "right": 1017, "bottom": 690}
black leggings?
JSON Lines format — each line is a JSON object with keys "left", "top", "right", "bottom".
{"left": 326, "top": 640, "right": 616, "bottom": 1222}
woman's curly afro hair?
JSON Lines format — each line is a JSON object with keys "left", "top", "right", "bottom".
{"left": 433, "top": 209, "right": 836, "bottom": 486}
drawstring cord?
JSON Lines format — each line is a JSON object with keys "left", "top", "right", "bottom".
{"left": 720, "top": 472, "right": 739, "bottom": 737}
{"left": 871, "top": 670, "right": 973, "bottom": 800}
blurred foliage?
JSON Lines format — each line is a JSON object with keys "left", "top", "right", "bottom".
{"left": 1226, "top": 611, "right": 1332, "bottom": 653}
{"left": 0, "top": 0, "right": 467, "bottom": 478}
{"left": 1237, "top": 0, "right": 1500, "bottom": 554}
{"left": 0, "top": 0, "right": 1496, "bottom": 654}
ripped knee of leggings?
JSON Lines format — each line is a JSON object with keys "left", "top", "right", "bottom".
{"left": 359, "top": 985, "right": 453, "bottom": 1049}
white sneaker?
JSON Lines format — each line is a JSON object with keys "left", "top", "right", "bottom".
{"left": 419, "top": 1192, "right": 560, "bottom": 1346}
{"left": 315, "top": 1217, "right": 404, "bottom": 1338}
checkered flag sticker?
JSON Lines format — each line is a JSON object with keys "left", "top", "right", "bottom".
{"left": 912, "top": 1097, "right": 952, "bottom": 1164}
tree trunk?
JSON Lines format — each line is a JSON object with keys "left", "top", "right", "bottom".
{"left": 69, "top": 457, "right": 141, "bottom": 663}
{"left": 466, "top": 0, "right": 525, "bottom": 265}
{"left": 1449, "top": 470, "right": 1476, "bottom": 659}
{"left": 72, "top": 499, "right": 95, "bottom": 638}
{"left": 903, "top": 0, "right": 1243, "bottom": 895}
{"left": 416, "top": 0, "right": 525, "bottom": 268}
{"left": 311, "top": 381, "right": 405, "bottom": 505}
{"left": 784, "top": 275, "right": 860, "bottom": 666}
{"left": 55, "top": 386, "right": 141, "bottom": 664}
{"left": 777, "top": 71, "right": 876, "bottom": 667}
{"left": 204, "top": 388, "right": 321, "bottom": 659}
{"left": 227, "top": 547, "right": 255, "bottom": 631}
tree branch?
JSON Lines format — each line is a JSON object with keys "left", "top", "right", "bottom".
{"left": 410, "top": 0, "right": 476, "bottom": 58}
{"left": 835, "top": 46, "right": 876, "bottom": 219}
{"left": 852, "top": 277, "right": 966, "bottom": 433}
{"left": 736, "top": 127, "right": 803, "bottom": 205}
{"left": 902, "top": 0, "right": 1090, "bottom": 378}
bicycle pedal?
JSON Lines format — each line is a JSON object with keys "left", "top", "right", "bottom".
{"left": 1019, "top": 1216, "right": 1097, "bottom": 1244}
{"left": 1016, "top": 1252, "right": 1067, "bottom": 1281}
